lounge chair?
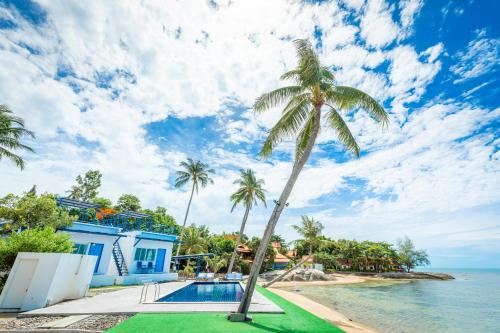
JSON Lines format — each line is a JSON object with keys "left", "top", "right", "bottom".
{"left": 196, "top": 272, "right": 208, "bottom": 280}
{"left": 206, "top": 273, "right": 215, "bottom": 281}
{"left": 225, "top": 273, "right": 243, "bottom": 281}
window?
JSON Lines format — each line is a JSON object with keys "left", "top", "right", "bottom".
{"left": 134, "top": 248, "right": 156, "bottom": 261}
{"left": 73, "top": 243, "right": 87, "bottom": 255}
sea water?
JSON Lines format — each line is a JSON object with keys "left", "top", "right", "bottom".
{"left": 283, "top": 269, "right": 500, "bottom": 333}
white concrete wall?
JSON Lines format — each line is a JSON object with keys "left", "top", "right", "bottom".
{"left": 63, "top": 231, "right": 118, "bottom": 275}
{"left": 122, "top": 232, "right": 174, "bottom": 274}
{"left": 0, "top": 253, "right": 95, "bottom": 311}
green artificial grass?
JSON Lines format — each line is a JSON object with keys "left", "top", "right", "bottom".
{"left": 106, "top": 285, "right": 345, "bottom": 333}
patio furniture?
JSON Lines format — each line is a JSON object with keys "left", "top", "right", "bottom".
{"left": 196, "top": 273, "right": 208, "bottom": 280}
{"left": 225, "top": 273, "right": 243, "bottom": 281}
{"left": 137, "top": 261, "right": 145, "bottom": 274}
{"left": 147, "top": 261, "right": 154, "bottom": 273}
{"left": 206, "top": 273, "right": 215, "bottom": 281}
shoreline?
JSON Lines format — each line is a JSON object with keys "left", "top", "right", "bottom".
{"left": 264, "top": 273, "right": 385, "bottom": 333}
{"left": 268, "top": 287, "right": 379, "bottom": 333}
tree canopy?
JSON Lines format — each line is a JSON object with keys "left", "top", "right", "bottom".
{"left": 397, "top": 236, "right": 430, "bottom": 272}
{"left": 68, "top": 170, "right": 102, "bottom": 201}
{"left": 115, "top": 194, "right": 141, "bottom": 212}
{"left": 0, "top": 190, "right": 75, "bottom": 232}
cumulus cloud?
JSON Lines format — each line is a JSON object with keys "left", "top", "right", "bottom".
{"left": 450, "top": 29, "right": 500, "bottom": 83}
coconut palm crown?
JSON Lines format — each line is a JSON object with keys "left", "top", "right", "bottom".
{"left": 230, "top": 169, "right": 266, "bottom": 211}
{"left": 292, "top": 216, "right": 324, "bottom": 256}
{"left": 255, "top": 39, "right": 388, "bottom": 160}
{"left": 0, "top": 105, "right": 35, "bottom": 170}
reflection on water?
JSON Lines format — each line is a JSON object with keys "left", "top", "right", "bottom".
{"left": 280, "top": 269, "right": 500, "bottom": 333}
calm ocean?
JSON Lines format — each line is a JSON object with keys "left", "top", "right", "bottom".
{"left": 282, "top": 268, "right": 500, "bottom": 333}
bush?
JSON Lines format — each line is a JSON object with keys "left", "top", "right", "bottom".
{"left": 313, "top": 253, "right": 337, "bottom": 270}
{"left": 0, "top": 228, "right": 74, "bottom": 271}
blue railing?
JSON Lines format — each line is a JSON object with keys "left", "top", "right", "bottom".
{"left": 56, "top": 197, "right": 179, "bottom": 235}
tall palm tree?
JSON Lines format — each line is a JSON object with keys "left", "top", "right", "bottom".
{"left": 227, "top": 169, "right": 266, "bottom": 274}
{"left": 175, "top": 158, "right": 214, "bottom": 256}
{"left": 0, "top": 105, "right": 34, "bottom": 170}
{"left": 293, "top": 216, "right": 323, "bottom": 257}
{"left": 232, "top": 39, "right": 388, "bottom": 321}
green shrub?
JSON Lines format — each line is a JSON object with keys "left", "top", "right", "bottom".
{"left": 0, "top": 228, "right": 74, "bottom": 271}
{"left": 313, "top": 253, "right": 337, "bottom": 270}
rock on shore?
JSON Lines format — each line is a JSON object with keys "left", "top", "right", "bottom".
{"left": 260, "top": 268, "right": 334, "bottom": 282}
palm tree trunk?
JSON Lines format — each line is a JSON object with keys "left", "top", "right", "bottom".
{"left": 176, "top": 182, "right": 195, "bottom": 257}
{"left": 233, "top": 108, "right": 321, "bottom": 320}
{"left": 228, "top": 205, "right": 250, "bottom": 274}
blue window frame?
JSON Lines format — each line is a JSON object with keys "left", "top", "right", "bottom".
{"left": 134, "top": 248, "right": 156, "bottom": 261}
{"left": 73, "top": 243, "right": 88, "bottom": 255}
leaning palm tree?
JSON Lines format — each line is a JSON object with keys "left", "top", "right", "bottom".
{"left": 0, "top": 105, "right": 34, "bottom": 170}
{"left": 231, "top": 39, "right": 388, "bottom": 321}
{"left": 227, "top": 169, "right": 266, "bottom": 274}
{"left": 175, "top": 158, "right": 214, "bottom": 256}
{"left": 263, "top": 216, "right": 323, "bottom": 288}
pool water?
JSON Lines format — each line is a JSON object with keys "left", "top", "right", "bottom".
{"left": 156, "top": 282, "right": 244, "bottom": 302}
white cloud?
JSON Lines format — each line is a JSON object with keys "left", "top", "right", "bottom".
{"left": 360, "top": 0, "right": 399, "bottom": 48}
{"left": 399, "top": 0, "right": 424, "bottom": 35}
{"left": 450, "top": 29, "right": 500, "bottom": 83}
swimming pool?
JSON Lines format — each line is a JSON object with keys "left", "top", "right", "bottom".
{"left": 156, "top": 282, "right": 244, "bottom": 302}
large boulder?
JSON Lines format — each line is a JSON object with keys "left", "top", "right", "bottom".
{"left": 293, "top": 274, "right": 306, "bottom": 281}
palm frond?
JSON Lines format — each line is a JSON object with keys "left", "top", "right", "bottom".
{"left": 326, "top": 86, "right": 389, "bottom": 127}
{"left": 259, "top": 98, "right": 312, "bottom": 157}
{"left": 254, "top": 86, "right": 303, "bottom": 113}
{"left": 326, "top": 107, "right": 360, "bottom": 157}
{"left": 0, "top": 147, "right": 25, "bottom": 169}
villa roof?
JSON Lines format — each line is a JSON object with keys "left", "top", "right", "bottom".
{"left": 236, "top": 245, "right": 251, "bottom": 253}
{"left": 274, "top": 252, "right": 290, "bottom": 263}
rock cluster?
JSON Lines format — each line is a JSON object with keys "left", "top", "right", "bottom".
{"left": 261, "top": 268, "right": 334, "bottom": 282}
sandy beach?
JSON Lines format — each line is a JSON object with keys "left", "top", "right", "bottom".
{"left": 265, "top": 273, "right": 383, "bottom": 333}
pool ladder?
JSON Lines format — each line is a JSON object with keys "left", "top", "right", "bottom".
{"left": 139, "top": 282, "right": 160, "bottom": 303}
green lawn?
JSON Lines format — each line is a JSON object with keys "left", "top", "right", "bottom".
{"left": 106, "top": 285, "right": 345, "bottom": 333}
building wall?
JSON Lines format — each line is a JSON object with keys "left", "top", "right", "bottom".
{"left": 62, "top": 230, "right": 119, "bottom": 275}
{"left": 0, "top": 253, "right": 95, "bottom": 311}
{"left": 121, "top": 231, "right": 174, "bottom": 274}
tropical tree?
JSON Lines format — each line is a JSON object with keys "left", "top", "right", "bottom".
{"left": 233, "top": 39, "right": 388, "bottom": 320}
{"left": 205, "top": 255, "right": 228, "bottom": 273}
{"left": 0, "top": 191, "right": 75, "bottom": 232}
{"left": 180, "top": 225, "right": 208, "bottom": 255}
{"left": 397, "top": 237, "right": 430, "bottom": 272}
{"left": 93, "top": 197, "right": 113, "bottom": 209}
{"left": 227, "top": 169, "right": 266, "bottom": 274}
{"left": 115, "top": 194, "right": 141, "bottom": 211}
{"left": 0, "top": 104, "right": 34, "bottom": 170}
{"left": 174, "top": 158, "right": 214, "bottom": 256}
{"left": 293, "top": 216, "right": 324, "bottom": 257}
{"left": 68, "top": 170, "right": 102, "bottom": 201}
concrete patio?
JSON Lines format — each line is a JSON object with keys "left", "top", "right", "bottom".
{"left": 21, "top": 281, "right": 283, "bottom": 316}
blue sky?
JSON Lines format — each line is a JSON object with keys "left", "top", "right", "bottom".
{"left": 0, "top": 0, "right": 498, "bottom": 268}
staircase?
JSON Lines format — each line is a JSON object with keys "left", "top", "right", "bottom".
{"left": 112, "top": 241, "right": 128, "bottom": 276}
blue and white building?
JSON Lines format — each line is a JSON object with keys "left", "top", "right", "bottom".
{"left": 56, "top": 198, "right": 178, "bottom": 287}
